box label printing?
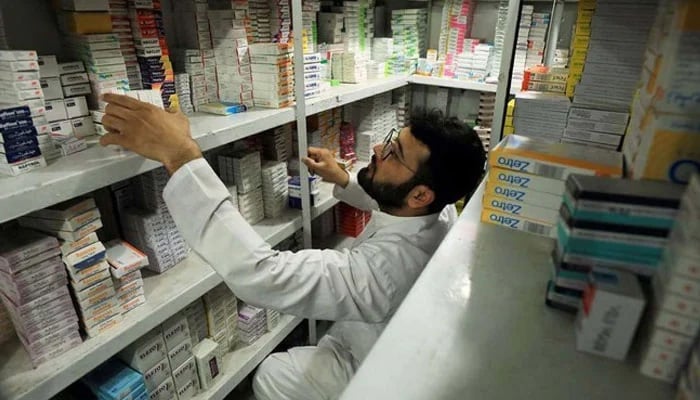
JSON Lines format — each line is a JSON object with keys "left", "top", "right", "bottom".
{"left": 144, "top": 358, "right": 172, "bottom": 392}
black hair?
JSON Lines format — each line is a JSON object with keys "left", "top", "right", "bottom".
{"left": 408, "top": 109, "right": 486, "bottom": 213}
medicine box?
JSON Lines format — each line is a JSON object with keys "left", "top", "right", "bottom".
{"left": 575, "top": 269, "right": 645, "bottom": 360}
{"left": 481, "top": 207, "right": 555, "bottom": 238}
{"left": 143, "top": 357, "right": 171, "bottom": 392}
{"left": 64, "top": 96, "right": 89, "bottom": 118}
{"left": 40, "top": 78, "right": 63, "bottom": 100}
{"left": 193, "top": 338, "right": 222, "bottom": 390}
{"left": 119, "top": 327, "right": 167, "bottom": 373}
{"left": 58, "top": 62, "right": 86, "bottom": 75}
{"left": 488, "top": 167, "right": 565, "bottom": 195}
{"left": 483, "top": 193, "right": 559, "bottom": 224}
{"left": 149, "top": 377, "right": 176, "bottom": 400}
{"left": 37, "top": 55, "right": 59, "bottom": 77}
{"left": 105, "top": 239, "right": 149, "bottom": 278}
{"left": 84, "top": 312, "right": 122, "bottom": 338}
{"left": 66, "top": 259, "right": 108, "bottom": 282}
{"left": 162, "top": 314, "right": 191, "bottom": 351}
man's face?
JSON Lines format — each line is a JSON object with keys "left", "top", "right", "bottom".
{"left": 357, "top": 127, "right": 430, "bottom": 210}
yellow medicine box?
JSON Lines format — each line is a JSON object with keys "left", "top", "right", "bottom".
{"left": 63, "top": 12, "right": 112, "bottom": 34}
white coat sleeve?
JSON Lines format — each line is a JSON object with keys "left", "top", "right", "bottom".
{"left": 163, "top": 159, "right": 398, "bottom": 322}
{"left": 332, "top": 171, "right": 379, "bottom": 212}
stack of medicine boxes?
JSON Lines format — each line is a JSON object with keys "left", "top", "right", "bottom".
{"left": 335, "top": 203, "right": 371, "bottom": 238}
{"left": 173, "top": 49, "right": 210, "bottom": 111}
{"left": 304, "top": 52, "right": 322, "bottom": 99}
{"left": 0, "top": 229, "right": 82, "bottom": 366}
{"left": 217, "top": 152, "right": 240, "bottom": 210}
{"left": 129, "top": 1, "right": 177, "bottom": 110}
{"left": 0, "top": 50, "right": 48, "bottom": 176}
{"left": 183, "top": 298, "right": 209, "bottom": 345}
{"left": 250, "top": 43, "right": 294, "bottom": 109}
{"left": 262, "top": 123, "right": 293, "bottom": 162}
{"left": 549, "top": 175, "right": 684, "bottom": 312}
{"left": 118, "top": 325, "right": 175, "bottom": 399}
{"left": 482, "top": 135, "right": 623, "bottom": 238}
{"left": 513, "top": 92, "right": 571, "bottom": 143}
{"left": 623, "top": 0, "right": 700, "bottom": 184}
{"left": 161, "top": 313, "right": 196, "bottom": 400}
{"left": 108, "top": 0, "right": 142, "bottom": 91}
{"left": 562, "top": 106, "right": 629, "bottom": 151}
{"left": 261, "top": 161, "right": 289, "bottom": 218}
{"left": 238, "top": 303, "right": 267, "bottom": 345}
{"left": 288, "top": 175, "right": 320, "bottom": 209}
{"left": 566, "top": 0, "right": 594, "bottom": 98}
{"left": 19, "top": 196, "right": 123, "bottom": 338}
{"left": 82, "top": 359, "right": 148, "bottom": 400}
{"left": 105, "top": 239, "right": 148, "bottom": 316}
{"left": 204, "top": 283, "right": 238, "bottom": 354}
{"left": 174, "top": 73, "right": 194, "bottom": 114}
{"left": 640, "top": 175, "right": 700, "bottom": 382}
{"left": 234, "top": 150, "right": 266, "bottom": 224}
{"left": 209, "top": 9, "right": 253, "bottom": 108}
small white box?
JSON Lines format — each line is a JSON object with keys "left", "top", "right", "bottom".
{"left": 162, "top": 314, "right": 191, "bottom": 351}
{"left": 149, "top": 377, "right": 176, "bottom": 400}
{"left": 175, "top": 378, "right": 198, "bottom": 400}
{"left": 45, "top": 99, "right": 68, "bottom": 122}
{"left": 58, "top": 62, "right": 85, "bottom": 75}
{"left": 172, "top": 356, "right": 197, "bottom": 391}
{"left": 193, "top": 338, "right": 222, "bottom": 390}
{"left": 168, "top": 338, "right": 193, "bottom": 371}
{"left": 37, "top": 55, "right": 59, "bottom": 77}
{"left": 118, "top": 327, "right": 167, "bottom": 372}
{"left": 48, "top": 120, "right": 75, "bottom": 141}
{"left": 575, "top": 268, "right": 646, "bottom": 361}
{"left": 64, "top": 96, "right": 89, "bottom": 118}
{"left": 62, "top": 83, "right": 92, "bottom": 98}
{"left": 60, "top": 72, "right": 89, "bottom": 86}
{"left": 71, "top": 116, "right": 96, "bottom": 139}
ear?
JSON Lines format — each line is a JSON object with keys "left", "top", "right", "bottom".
{"left": 406, "top": 184, "right": 435, "bottom": 210}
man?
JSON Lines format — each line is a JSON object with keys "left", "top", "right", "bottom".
{"left": 100, "top": 94, "right": 486, "bottom": 399}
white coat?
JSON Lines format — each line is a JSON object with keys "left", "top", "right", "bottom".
{"left": 163, "top": 159, "right": 457, "bottom": 399}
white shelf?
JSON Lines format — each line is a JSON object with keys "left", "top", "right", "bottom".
{"left": 340, "top": 181, "right": 674, "bottom": 400}
{"left": 191, "top": 315, "right": 303, "bottom": 400}
{"left": 408, "top": 75, "right": 498, "bottom": 93}
{"left": 0, "top": 211, "right": 301, "bottom": 400}
{"left": 305, "top": 76, "right": 409, "bottom": 116}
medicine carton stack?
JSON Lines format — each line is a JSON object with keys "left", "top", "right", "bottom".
{"left": 525, "top": 13, "right": 549, "bottom": 71}
{"left": 390, "top": 9, "right": 427, "bottom": 75}
{"left": 566, "top": 0, "right": 594, "bottom": 97}
{"left": 237, "top": 303, "right": 267, "bottom": 345}
{"left": 64, "top": 33, "right": 127, "bottom": 109}
{"left": 108, "top": 0, "right": 141, "bottom": 91}
{"left": 482, "top": 135, "right": 624, "bottom": 238}
{"left": 209, "top": 9, "right": 254, "bottom": 108}
{"left": 488, "top": 0, "right": 509, "bottom": 80}
{"left": 521, "top": 67, "right": 568, "bottom": 94}
{"left": 250, "top": 43, "right": 294, "bottom": 108}
{"left": 562, "top": 106, "right": 629, "bottom": 150}
{"left": 436, "top": 0, "right": 475, "bottom": 76}
{"left": 82, "top": 359, "right": 147, "bottom": 400}
{"left": 341, "top": 0, "right": 372, "bottom": 68}
{"left": 203, "top": 283, "right": 238, "bottom": 353}
{"left": 623, "top": 0, "right": 700, "bottom": 184}
{"left": 304, "top": 52, "right": 322, "bottom": 99}
{"left": 639, "top": 175, "right": 700, "bottom": 382}
{"left": 336, "top": 203, "right": 371, "bottom": 237}
{"left": 549, "top": 175, "right": 683, "bottom": 311}
{"left": 174, "top": 73, "right": 194, "bottom": 114}
{"left": 302, "top": 0, "right": 320, "bottom": 53}
{"left": 455, "top": 43, "right": 492, "bottom": 82}
{"left": 105, "top": 239, "right": 148, "bottom": 316}
{"left": 0, "top": 52, "right": 48, "bottom": 176}
{"left": 288, "top": 175, "right": 320, "bottom": 209}
{"left": 230, "top": 150, "right": 265, "bottom": 224}
{"left": 270, "top": 0, "right": 292, "bottom": 45}
{"left": 355, "top": 131, "right": 373, "bottom": 162}
{"left": 183, "top": 298, "right": 208, "bottom": 345}
{"left": 552, "top": 49, "right": 569, "bottom": 69}
{"left": 121, "top": 168, "right": 190, "bottom": 273}
{"left": 19, "top": 197, "right": 124, "bottom": 338}
{"left": 266, "top": 308, "right": 280, "bottom": 330}
{"left": 173, "top": 49, "right": 210, "bottom": 111}
{"left": 161, "top": 313, "right": 196, "bottom": 399}
{"left": 510, "top": 5, "right": 534, "bottom": 88}
{"left": 129, "top": 1, "right": 177, "bottom": 110}
{"left": 475, "top": 92, "right": 496, "bottom": 152}
{"left": 339, "top": 122, "right": 357, "bottom": 165}
{"left": 262, "top": 123, "right": 293, "bottom": 162}
{"left": 393, "top": 86, "right": 411, "bottom": 128}
{"left": 261, "top": 161, "right": 289, "bottom": 218}
{"left": 118, "top": 327, "right": 174, "bottom": 398}
{"left": 570, "top": 1, "right": 655, "bottom": 115}
{"left": 346, "top": 92, "right": 396, "bottom": 145}
{"left": 307, "top": 107, "right": 342, "bottom": 155}
{"left": 0, "top": 301, "right": 15, "bottom": 344}
{"left": 0, "top": 229, "right": 82, "bottom": 366}
{"left": 513, "top": 92, "right": 571, "bottom": 143}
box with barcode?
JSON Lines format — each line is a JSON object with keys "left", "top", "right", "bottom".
{"left": 489, "top": 134, "right": 623, "bottom": 180}
{"left": 481, "top": 208, "right": 555, "bottom": 238}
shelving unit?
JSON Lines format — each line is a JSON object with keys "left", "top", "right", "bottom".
{"left": 191, "top": 315, "right": 303, "bottom": 400}
{"left": 340, "top": 182, "right": 675, "bottom": 399}
{"left": 408, "top": 75, "right": 498, "bottom": 92}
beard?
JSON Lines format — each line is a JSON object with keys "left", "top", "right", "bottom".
{"left": 357, "top": 156, "right": 419, "bottom": 211}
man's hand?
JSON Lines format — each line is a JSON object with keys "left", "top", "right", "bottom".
{"left": 302, "top": 147, "right": 349, "bottom": 188}
{"left": 99, "top": 93, "right": 202, "bottom": 175}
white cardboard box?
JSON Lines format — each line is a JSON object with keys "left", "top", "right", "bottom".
{"left": 44, "top": 99, "right": 68, "bottom": 122}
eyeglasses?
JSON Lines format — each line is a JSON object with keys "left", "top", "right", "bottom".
{"left": 380, "top": 128, "right": 416, "bottom": 173}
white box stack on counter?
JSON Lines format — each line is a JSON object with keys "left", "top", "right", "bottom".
{"left": 0, "top": 229, "right": 82, "bottom": 366}
{"left": 0, "top": 301, "right": 15, "bottom": 344}
{"left": 0, "top": 50, "right": 48, "bottom": 176}
{"left": 209, "top": 9, "right": 254, "bottom": 108}
{"left": 237, "top": 303, "right": 267, "bottom": 345}
{"left": 108, "top": 0, "right": 141, "bottom": 90}
{"left": 525, "top": 13, "right": 549, "bottom": 70}
{"left": 511, "top": 5, "right": 533, "bottom": 88}
{"left": 640, "top": 176, "right": 700, "bottom": 383}
{"left": 203, "top": 283, "right": 238, "bottom": 353}
{"left": 562, "top": 106, "right": 629, "bottom": 150}
{"left": 513, "top": 92, "right": 571, "bottom": 143}
{"left": 233, "top": 150, "right": 265, "bottom": 224}
{"left": 65, "top": 34, "right": 126, "bottom": 108}
{"left": 455, "top": 42, "right": 492, "bottom": 82}
{"left": 183, "top": 298, "right": 208, "bottom": 345}
{"left": 261, "top": 161, "right": 289, "bottom": 218}
{"left": 105, "top": 239, "right": 148, "bottom": 316}
{"left": 174, "top": 73, "right": 194, "bottom": 114}
{"left": 18, "top": 197, "right": 124, "bottom": 338}
{"left": 262, "top": 123, "right": 293, "bottom": 162}
{"left": 572, "top": 1, "right": 655, "bottom": 112}
{"left": 250, "top": 43, "right": 294, "bottom": 109}
{"left": 304, "top": 52, "right": 322, "bottom": 98}
{"left": 271, "top": 0, "right": 292, "bottom": 44}
{"left": 121, "top": 167, "right": 190, "bottom": 273}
